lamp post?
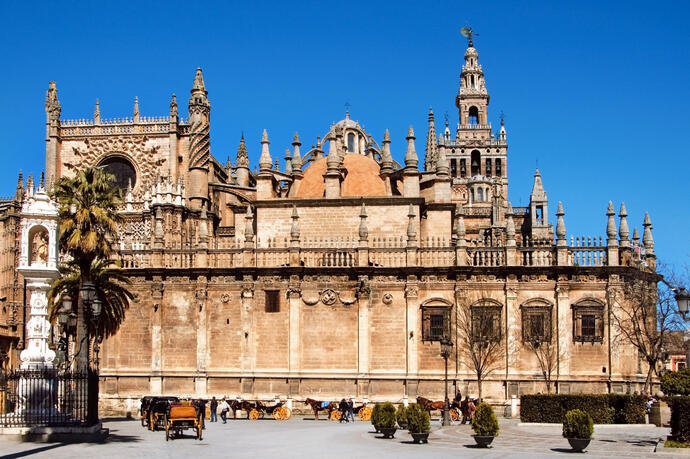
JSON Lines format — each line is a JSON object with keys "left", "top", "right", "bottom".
{"left": 661, "top": 280, "right": 690, "bottom": 370}
{"left": 440, "top": 337, "right": 454, "bottom": 426}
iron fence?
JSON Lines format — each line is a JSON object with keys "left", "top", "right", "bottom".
{"left": 0, "top": 368, "right": 99, "bottom": 427}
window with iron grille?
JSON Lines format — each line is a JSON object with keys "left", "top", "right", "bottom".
{"left": 521, "top": 303, "right": 552, "bottom": 343}
{"left": 265, "top": 290, "right": 280, "bottom": 313}
{"left": 572, "top": 301, "right": 604, "bottom": 343}
{"left": 422, "top": 305, "right": 451, "bottom": 341}
{"left": 471, "top": 306, "right": 502, "bottom": 342}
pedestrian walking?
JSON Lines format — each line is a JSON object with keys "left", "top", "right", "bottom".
{"left": 210, "top": 396, "right": 218, "bottom": 422}
{"left": 219, "top": 398, "right": 230, "bottom": 424}
{"left": 347, "top": 398, "right": 355, "bottom": 422}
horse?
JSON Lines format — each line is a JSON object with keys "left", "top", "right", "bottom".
{"left": 229, "top": 399, "right": 255, "bottom": 419}
{"left": 416, "top": 396, "right": 446, "bottom": 416}
{"left": 304, "top": 398, "right": 337, "bottom": 420}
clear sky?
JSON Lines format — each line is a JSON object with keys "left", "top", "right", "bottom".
{"left": 0, "top": 0, "right": 688, "bottom": 270}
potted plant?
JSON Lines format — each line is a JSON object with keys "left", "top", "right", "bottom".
{"left": 562, "top": 409, "right": 593, "bottom": 452}
{"left": 406, "top": 403, "right": 431, "bottom": 444}
{"left": 370, "top": 403, "right": 382, "bottom": 433}
{"left": 396, "top": 404, "right": 408, "bottom": 429}
{"left": 378, "top": 402, "right": 397, "bottom": 438}
{"left": 471, "top": 402, "right": 499, "bottom": 448}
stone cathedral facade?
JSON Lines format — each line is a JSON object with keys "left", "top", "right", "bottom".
{"left": 1, "top": 37, "right": 660, "bottom": 414}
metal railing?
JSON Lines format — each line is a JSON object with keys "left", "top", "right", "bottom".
{"left": 0, "top": 368, "right": 98, "bottom": 427}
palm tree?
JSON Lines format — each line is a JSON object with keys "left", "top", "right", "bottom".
{"left": 48, "top": 259, "right": 134, "bottom": 340}
{"left": 50, "top": 166, "right": 123, "bottom": 371}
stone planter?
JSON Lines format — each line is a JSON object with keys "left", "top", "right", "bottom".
{"left": 567, "top": 437, "right": 591, "bottom": 452}
{"left": 379, "top": 426, "right": 397, "bottom": 439}
{"left": 473, "top": 435, "right": 495, "bottom": 448}
{"left": 410, "top": 432, "right": 429, "bottom": 444}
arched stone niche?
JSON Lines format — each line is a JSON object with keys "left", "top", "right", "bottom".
{"left": 28, "top": 225, "right": 50, "bottom": 266}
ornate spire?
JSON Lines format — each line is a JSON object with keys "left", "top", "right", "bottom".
{"left": 169, "top": 94, "right": 178, "bottom": 119}
{"left": 244, "top": 206, "right": 255, "bottom": 244}
{"left": 359, "top": 202, "right": 368, "bottom": 241}
{"left": 618, "top": 202, "right": 630, "bottom": 247}
{"left": 642, "top": 212, "right": 654, "bottom": 252}
{"left": 425, "top": 107, "right": 437, "bottom": 171}
{"left": 14, "top": 171, "right": 23, "bottom": 202}
{"left": 530, "top": 169, "right": 547, "bottom": 201}
{"left": 188, "top": 68, "right": 210, "bottom": 125}
{"left": 38, "top": 172, "right": 45, "bottom": 192}
{"left": 404, "top": 126, "right": 418, "bottom": 169}
{"left": 606, "top": 201, "right": 617, "bottom": 240}
{"left": 259, "top": 129, "right": 272, "bottom": 171}
{"left": 284, "top": 148, "right": 293, "bottom": 175}
{"left": 188, "top": 69, "right": 211, "bottom": 170}
{"left": 192, "top": 68, "right": 207, "bottom": 95}
{"left": 290, "top": 206, "right": 300, "bottom": 241}
{"left": 435, "top": 143, "right": 449, "bottom": 177}
{"left": 455, "top": 206, "right": 466, "bottom": 240}
{"left": 632, "top": 227, "right": 640, "bottom": 245}
{"left": 44, "top": 81, "right": 61, "bottom": 123}
{"left": 133, "top": 96, "right": 140, "bottom": 121}
{"left": 556, "top": 201, "right": 566, "bottom": 240}
{"left": 235, "top": 134, "right": 249, "bottom": 167}
{"left": 407, "top": 204, "right": 417, "bottom": 244}
{"left": 292, "top": 133, "right": 302, "bottom": 173}
{"left": 94, "top": 99, "right": 101, "bottom": 123}
{"left": 380, "top": 129, "right": 393, "bottom": 173}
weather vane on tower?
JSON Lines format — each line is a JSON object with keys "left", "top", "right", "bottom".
{"left": 460, "top": 26, "right": 476, "bottom": 47}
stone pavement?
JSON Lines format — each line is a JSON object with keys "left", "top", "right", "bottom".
{"left": 0, "top": 417, "right": 682, "bottom": 458}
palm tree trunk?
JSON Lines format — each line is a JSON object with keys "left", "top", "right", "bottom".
{"left": 74, "top": 274, "right": 90, "bottom": 373}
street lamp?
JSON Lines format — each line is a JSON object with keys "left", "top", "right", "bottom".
{"left": 440, "top": 337, "right": 454, "bottom": 426}
{"left": 675, "top": 288, "right": 689, "bottom": 317}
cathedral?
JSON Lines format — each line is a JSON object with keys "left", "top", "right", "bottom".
{"left": 0, "top": 35, "right": 659, "bottom": 415}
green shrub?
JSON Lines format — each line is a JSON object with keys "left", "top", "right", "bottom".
{"left": 520, "top": 394, "right": 645, "bottom": 424}
{"left": 667, "top": 396, "right": 690, "bottom": 443}
{"left": 378, "top": 402, "right": 397, "bottom": 429}
{"left": 471, "top": 402, "right": 499, "bottom": 437}
{"left": 395, "top": 404, "right": 408, "bottom": 428}
{"left": 661, "top": 368, "right": 690, "bottom": 396}
{"left": 405, "top": 403, "right": 430, "bottom": 433}
{"left": 562, "top": 409, "right": 594, "bottom": 439}
{"left": 371, "top": 403, "right": 382, "bottom": 427}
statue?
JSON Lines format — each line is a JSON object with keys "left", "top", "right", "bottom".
{"left": 31, "top": 230, "right": 49, "bottom": 264}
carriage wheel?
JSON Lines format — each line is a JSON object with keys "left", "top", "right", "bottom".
{"left": 249, "top": 408, "right": 261, "bottom": 420}
{"left": 330, "top": 410, "right": 342, "bottom": 421}
{"left": 164, "top": 414, "right": 169, "bottom": 441}
{"left": 281, "top": 407, "right": 291, "bottom": 420}
{"left": 358, "top": 406, "right": 372, "bottom": 421}
{"left": 450, "top": 408, "right": 459, "bottom": 422}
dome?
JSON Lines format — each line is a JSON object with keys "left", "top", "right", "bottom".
{"left": 465, "top": 46, "right": 478, "bottom": 58}
{"left": 295, "top": 154, "right": 386, "bottom": 198}
{"left": 334, "top": 111, "right": 361, "bottom": 130}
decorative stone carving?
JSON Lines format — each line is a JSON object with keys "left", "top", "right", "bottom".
{"left": 302, "top": 292, "right": 320, "bottom": 306}
{"left": 320, "top": 289, "right": 338, "bottom": 305}
{"left": 286, "top": 286, "right": 302, "bottom": 299}
{"left": 66, "top": 136, "right": 166, "bottom": 192}
{"left": 220, "top": 293, "right": 231, "bottom": 303}
{"left": 405, "top": 285, "right": 418, "bottom": 298}
{"left": 382, "top": 293, "right": 393, "bottom": 305}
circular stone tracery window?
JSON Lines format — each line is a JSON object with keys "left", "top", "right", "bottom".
{"left": 99, "top": 156, "right": 136, "bottom": 190}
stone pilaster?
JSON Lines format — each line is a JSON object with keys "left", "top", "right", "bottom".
{"left": 195, "top": 279, "right": 208, "bottom": 396}
{"left": 555, "top": 277, "right": 570, "bottom": 388}
{"left": 504, "top": 277, "right": 519, "bottom": 382}
{"left": 288, "top": 276, "right": 301, "bottom": 375}
{"left": 240, "top": 276, "right": 255, "bottom": 378}
{"left": 405, "top": 276, "right": 419, "bottom": 378}
{"left": 150, "top": 279, "right": 163, "bottom": 394}
{"left": 357, "top": 276, "right": 371, "bottom": 377}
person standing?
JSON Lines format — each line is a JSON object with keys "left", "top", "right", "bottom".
{"left": 210, "top": 396, "right": 218, "bottom": 422}
{"left": 219, "top": 398, "right": 230, "bottom": 424}
{"left": 347, "top": 398, "right": 355, "bottom": 422}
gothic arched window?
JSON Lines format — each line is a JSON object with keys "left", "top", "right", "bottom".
{"left": 99, "top": 156, "right": 136, "bottom": 190}
{"left": 347, "top": 133, "right": 356, "bottom": 153}
{"left": 477, "top": 187, "right": 484, "bottom": 202}
{"left": 471, "top": 150, "right": 480, "bottom": 176}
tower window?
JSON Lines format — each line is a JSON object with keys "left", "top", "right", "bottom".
{"left": 495, "top": 159, "right": 502, "bottom": 177}
{"left": 485, "top": 159, "right": 492, "bottom": 177}
{"left": 468, "top": 106, "right": 479, "bottom": 125}
{"left": 471, "top": 150, "right": 480, "bottom": 175}
{"left": 450, "top": 159, "right": 457, "bottom": 177}
{"left": 477, "top": 187, "right": 484, "bottom": 202}
{"left": 536, "top": 206, "right": 543, "bottom": 225}
{"left": 347, "top": 133, "right": 355, "bottom": 153}
{"left": 99, "top": 156, "right": 136, "bottom": 190}
{"left": 460, "top": 159, "right": 466, "bottom": 178}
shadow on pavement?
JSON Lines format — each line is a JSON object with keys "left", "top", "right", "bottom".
{"left": 2, "top": 443, "right": 65, "bottom": 459}
{"left": 463, "top": 444, "right": 492, "bottom": 449}
{"left": 106, "top": 432, "right": 142, "bottom": 443}
{"left": 550, "top": 447, "right": 582, "bottom": 453}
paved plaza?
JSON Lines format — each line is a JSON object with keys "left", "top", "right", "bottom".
{"left": 0, "top": 416, "right": 684, "bottom": 459}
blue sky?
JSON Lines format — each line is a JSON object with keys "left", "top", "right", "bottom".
{"left": 0, "top": 0, "right": 688, "bottom": 270}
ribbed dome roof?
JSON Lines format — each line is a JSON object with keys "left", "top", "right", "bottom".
{"left": 295, "top": 154, "right": 386, "bottom": 198}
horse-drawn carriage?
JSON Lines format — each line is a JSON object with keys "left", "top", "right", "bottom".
{"left": 248, "top": 400, "right": 292, "bottom": 421}
{"left": 140, "top": 396, "right": 180, "bottom": 430}
{"left": 304, "top": 398, "right": 371, "bottom": 421}
{"left": 164, "top": 403, "right": 203, "bottom": 441}
{"left": 416, "top": 396, "right": 462, "bottom": 421}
